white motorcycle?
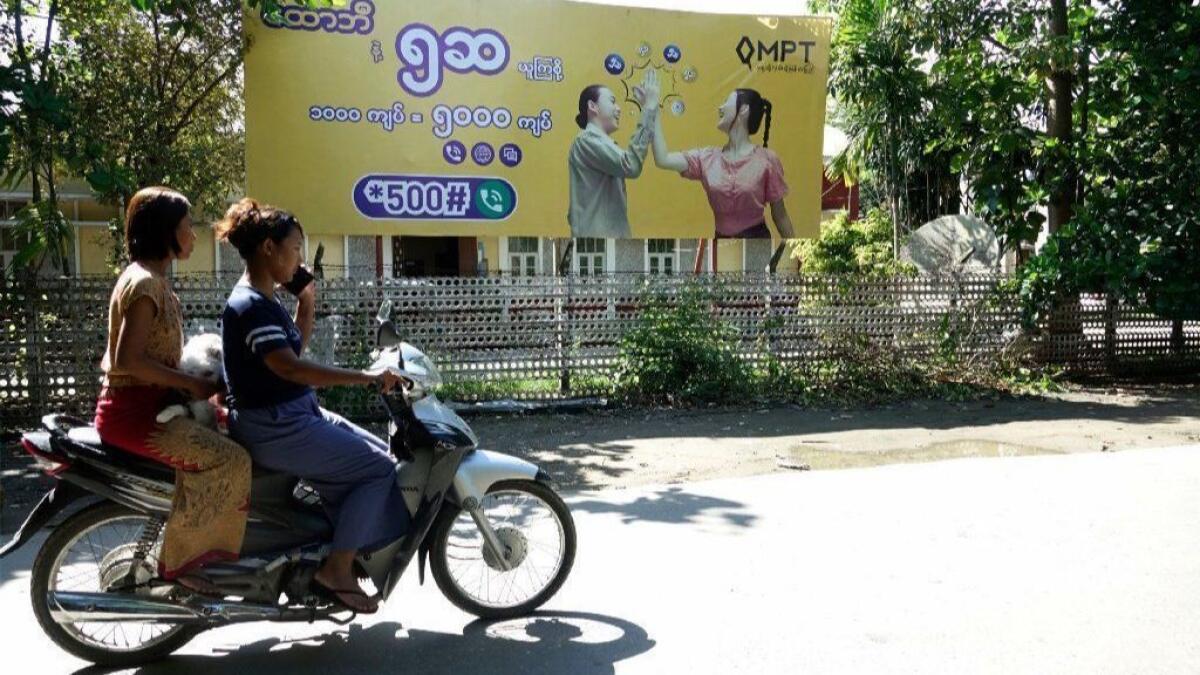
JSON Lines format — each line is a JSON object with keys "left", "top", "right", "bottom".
{"left": 2, "top": 300, "right": 576, "bottom": 666}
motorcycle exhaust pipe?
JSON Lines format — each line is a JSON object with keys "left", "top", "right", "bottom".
{"left": 47, "top": 591, "right": 339, "bottom": 625}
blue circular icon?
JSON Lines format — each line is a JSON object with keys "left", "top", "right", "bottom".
{"left": 471, "top": 142, "right": 495, "bottom": 166}
{"left": 443, "top": 140, "right": 466, "bottom": 165}
{"left": 604, "top": 53, "right": 626, "bottom": 75}
{"left": 663, "top": 44, "right": 681, "bottom": 63}
{"left": 499, "top": 143, "right": 523, "bottom": 168}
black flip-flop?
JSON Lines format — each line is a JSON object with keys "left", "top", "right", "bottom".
{"left": 311, "top": 577, "right": 378, "bottom": 614}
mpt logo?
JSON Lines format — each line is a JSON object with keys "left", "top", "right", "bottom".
{"left": 736, "top": 36, "right": 816, "bottom": 72}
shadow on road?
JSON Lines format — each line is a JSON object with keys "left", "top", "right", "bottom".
{"left": 73, "top": 611, "right": 655, "bottom": 675}
{"left": 571, "top": 486, "right": 757, "bottom": 529}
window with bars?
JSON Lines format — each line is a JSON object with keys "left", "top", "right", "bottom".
{"left": 0, "top": 200, "right": 29, "bottom": 222}
{"left": 507, "top": 236, "right": 540, "bottom": 276}
{"left": 647, "top": 238, "right": 676, "bottom": 275}
{"left": 0, "top": 225, "right": 31, "bottom": 279}
{"left": 573, "top": 237, "right": 606, "bottom": 276}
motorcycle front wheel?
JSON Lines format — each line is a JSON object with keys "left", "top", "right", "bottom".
{"left": 430, "top": 479, "right": 576, "bottom": 619}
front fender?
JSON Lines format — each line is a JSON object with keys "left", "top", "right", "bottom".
{"left": 450, "top": 450, "right": 541, "bottom": 506}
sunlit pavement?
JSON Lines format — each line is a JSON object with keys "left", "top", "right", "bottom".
{"left": 2, "top": 444, "right": 1199, "bottom": 674}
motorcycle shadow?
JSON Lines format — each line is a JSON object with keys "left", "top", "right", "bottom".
{"left": 74, "top": 611, "right": 655, "bottom": 675}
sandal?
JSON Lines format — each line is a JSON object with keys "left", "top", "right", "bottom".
{"left": 311, "top": 577, "right": 378, "bottom": 614}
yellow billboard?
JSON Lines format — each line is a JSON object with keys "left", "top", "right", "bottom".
{"left": 244, "top": 0, "right": 831, "bottom": 239}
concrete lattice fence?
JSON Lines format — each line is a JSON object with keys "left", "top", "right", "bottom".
{"left": 2, "top": 273, "right": 1197, "bottom": 430}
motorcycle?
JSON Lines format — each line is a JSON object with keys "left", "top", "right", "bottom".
{"left": 0, "top": 300, "right": 576, "bottom": 667}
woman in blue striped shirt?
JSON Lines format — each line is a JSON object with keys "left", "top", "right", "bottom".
{"left": 217, "top": 198, "right": 407, "bottom": 614}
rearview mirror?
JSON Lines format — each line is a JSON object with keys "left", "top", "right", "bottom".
{"left": 377, "top": 299, "right": 393, "bottom": 324}
{"left": 377, "top": 321, "right": 402, "bottom": 348}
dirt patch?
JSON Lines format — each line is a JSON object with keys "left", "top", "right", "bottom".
{"left": 468, "top": 383, "right": 1200, "bottom": 489}
{"left": 778, "top": 439, "right": 1061, "bottom": 472}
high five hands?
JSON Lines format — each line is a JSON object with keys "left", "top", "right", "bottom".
{"left": 632, "top": 69, "right": 661, "bottom": 111}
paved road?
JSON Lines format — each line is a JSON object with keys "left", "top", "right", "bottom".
{"left": 2, "top": 445, "right": 1199, "bottom": 674}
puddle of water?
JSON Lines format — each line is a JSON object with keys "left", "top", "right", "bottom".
{"left": 781, "top": 439, "right": 1062, "bottom": 471}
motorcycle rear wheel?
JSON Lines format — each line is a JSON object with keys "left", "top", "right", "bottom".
{"left": 30, "top": 502, "right": 201, "bottom": 666}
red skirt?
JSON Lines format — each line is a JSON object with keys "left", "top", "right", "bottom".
{"left": 93, "top": 385, "right": 251, "bottom": 578}
{"left": 95, "top": 386, "right": 196, "bottom": 470}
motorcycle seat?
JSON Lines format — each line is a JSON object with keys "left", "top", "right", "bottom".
{"left": 61, "top": 426, "right": 288, "bottom": 483}
{"left": 43, "top": 416, "right": 333, "bottom": 548}
{"left": 63, "top": 426, "right": 176, "bottom": 483}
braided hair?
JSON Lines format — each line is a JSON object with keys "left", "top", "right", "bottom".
{"left": 732, "top": 88, "right": 774, "bottom": 148}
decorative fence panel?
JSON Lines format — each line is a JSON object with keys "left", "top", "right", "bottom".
{"left": 2, "top": 273, "right": 1196, "bottom": 430}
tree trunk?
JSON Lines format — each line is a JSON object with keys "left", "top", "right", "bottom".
{"left": 1076, "top": 20, "right": 1090, "bottom": 206}
{"left": 1047, "top": 0, "right": 1075, "bottom": 234}
{"left": 1045, "top": 0, "right": 1083, "bottom": 349}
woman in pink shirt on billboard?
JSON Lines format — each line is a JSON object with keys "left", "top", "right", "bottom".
{"left": 649, "top": 71, "right": 796, "bottom": 241}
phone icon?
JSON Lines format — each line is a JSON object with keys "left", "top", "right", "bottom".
{"left": 474, "top": 180, "right": 514, "bottom": 219}
{"left": 483, "top": 189, "right": 503, "bottom": 211}
{"left": 443, "top": 140, "right": 466, "bottom": 165}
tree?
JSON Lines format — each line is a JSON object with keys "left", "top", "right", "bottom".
{"left": 61, "top": 0, "right": 248, "bottom": 268}
{"left": 0, "top": 0, "right": 327, "bottom": 275}
{"left": 1046, "top": 0, "right": 1075, "bottom": 235}
{"left": 822, "top": 0, "right": 953, "bottom": 253}
{"left": 821, "top": 0, "right": 1056, "bottom": 255}
{"left": 821, "top": 0, "right": 1199, "bottom": 328}
{"left": 1021, "top": 2, "right": 1200, "bottom": 324}
{"left": 1, "top": 0, "right": 73, "bottom": 275}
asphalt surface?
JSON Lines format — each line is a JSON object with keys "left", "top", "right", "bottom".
{"left": 1, "top": 445, "right": 1198, "bottom": 674}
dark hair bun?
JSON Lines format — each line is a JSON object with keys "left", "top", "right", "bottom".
{"left": 215, "top": 197, "right": 301, "bottom": 261}
{"left": 215, "top": 198, "right": 261, "bottom": 257}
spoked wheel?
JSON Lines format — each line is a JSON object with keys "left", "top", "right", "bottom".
{"left": 430, "top": 480, "right": 576, "bottom": 619}
{"left": 30, "top": 502, "right": 200, "bottom": 666}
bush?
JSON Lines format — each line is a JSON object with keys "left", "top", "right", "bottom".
{"left": 614, "top": 283, "right": 752, "bottom": 405}
{"left": 616, "top": 280, "right": 1058, "bottom": 408}
{"left": 793, "top": 208, "right": 916, "bottom": 277}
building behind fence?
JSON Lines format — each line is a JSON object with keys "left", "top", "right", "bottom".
{"left": 2, "top": 273, "right": 1197, "bottom": 431}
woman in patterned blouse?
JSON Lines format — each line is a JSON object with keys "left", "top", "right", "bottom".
{"left": 93, "top": 187, "right": 251, "bottom": 596}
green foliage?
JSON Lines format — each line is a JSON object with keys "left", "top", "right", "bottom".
{"left": 825, "top": 0, "right": 1059, "bottom": 250}
{"left": 613, "top": 279, "right": 1055, "bottom": 407}
{"left": 1018, "top": 2, "right": 1200, "bottom": 322}
{"left": 10, "top": 200, "right": 72, "bottom": 274}
{"left": 823, "top": 0, "right": 1200, "bottom": 324}
{"left": 824, "top": 0, "right": 967, "bottom": 240}
{"left": 793, "top": 208, "right": 915, "bottom": 277}
{"left": 614, "top": 282, "right": 753, "bottom": 405}
{"left": 0, "top": 0, "right": 77, "bottom": 274}
{"left": 61, "top": 1, "right": 248, "bottom": 227}
{"left": 0, "top": 0, "right": 325, "bottom": 275}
